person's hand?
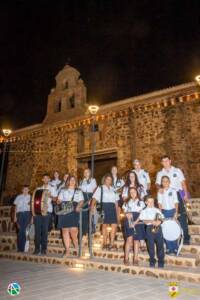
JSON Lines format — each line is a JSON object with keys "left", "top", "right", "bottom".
{"left": 57, "top": 199, "right": 61, "bottom": 205}
{"left": 76, "top": 206, "right": 81, "bottom": 213}
{"left": 126, "top": 213, "right": 132, "bottom": 220}
{"left": 174, "top": 212, "right": 178, "bottom": 220}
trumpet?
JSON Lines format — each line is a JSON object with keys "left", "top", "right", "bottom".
{"left": 151, "top": 213, "right": 164, "bottom": 233}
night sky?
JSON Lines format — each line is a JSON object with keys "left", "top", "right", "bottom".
{"left": 0, "top": 1, "right": 200, "bottom": 130}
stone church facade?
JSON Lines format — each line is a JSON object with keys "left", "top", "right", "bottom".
{"left": 4, "top": 65, "right": 200, "bottom": 197}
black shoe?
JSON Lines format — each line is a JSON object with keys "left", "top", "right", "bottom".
{"left": 158, "top": 264, "right": 164, "bottom": 268}
{"left": 41, "top": 250, "right": 47, "bottom": 255}
{"left": 33, "top": 250, "right": 40, "bottom": 255}
{"left": 183, "top": 241, "right": 190, "bottom": 245}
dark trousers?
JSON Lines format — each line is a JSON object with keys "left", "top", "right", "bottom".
{"left": 16, "top": 211, "right": 31, "bottom": 252}
{"left": 34, "top": 213, "right": 50, "bottom": 251}
{"left": 177, "top": 192, "right": 190, "bottom": 243}
{"left": 146, "top": 225, "right": 165, "bottom": 267}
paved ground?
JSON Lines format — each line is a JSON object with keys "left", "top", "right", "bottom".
{"left": 0, "top": 259, "right": 200, "bottom": 300}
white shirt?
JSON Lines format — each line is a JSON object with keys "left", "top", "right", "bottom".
{"left": 112, "top": 177, "right": 125, "bottom": 192}
{"left": 50, "top": 179, "right": 62, "bottom": 189}
{"left": 14, "top": 194, "right": 31, "bottom": 213}
{"left": 93, "top": 185, "right": 119, "bottom": 204}
{"left": 122, "top": 199, "right": 145, "bottom": 213}
{"left": 38, "top": 184, "right": 57, "bottom": 213}
{"left": 139, "top": 207, "right": 164, "bottom": 225}
{"left": 58, "top": 188, "right": 84, "bottom": 203}
{"left": 157, "top": 187, "right": 178, "bottom": 210}
{"left": 122, "top": 185, "right": 146, "bottom": 200}
{"left": 132, "top": 169, "right": 151, "bottom": 192}
{"left": 79, "top": 178, "right": 97, "bottom": 193}
{"left": 156, "top": 166, "right": 185, "bottom": 192}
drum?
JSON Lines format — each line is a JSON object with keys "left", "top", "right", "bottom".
{"left": 31, "top": 189, "right": 49, "bottom": 216}
{"left": 55, "top": 201, "right": 74, "bottom": 215}
{"left": 161, "top": 219, "right": 181, "bottom": 241}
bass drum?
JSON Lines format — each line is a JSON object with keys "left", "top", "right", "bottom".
{"left": 31, "top": 189, "right": 49, "bottom": 216}
{"left": 161, "top": 219, "right": 181, "bottom": 241}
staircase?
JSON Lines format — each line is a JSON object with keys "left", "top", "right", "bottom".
{"left": 0, "top": 199, "right": 200, "bottom": 283}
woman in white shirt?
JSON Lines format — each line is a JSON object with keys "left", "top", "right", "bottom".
{"left": 79, "top": 168, "right": 97, "bottom": 236}
{"left": 57, "top": 175, "right": 84, "bottom": 257}
{"left": 122, "top": 187, "right": 146, "bottom": 265}
{"left": 157, "top": 175, "right": 179, "bottom": 255}
{"left": 122, "top": 171, "right": 146, "bottom": 251}
{"left": 91, "top": 173, "right": 119, "bottom": 250}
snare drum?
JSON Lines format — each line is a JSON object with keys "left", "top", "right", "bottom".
{"left": 161, "top": 219, "right": 181, "bottom": 241}
{"left": 31, "top": 189, "right": 49, "bottom": 216}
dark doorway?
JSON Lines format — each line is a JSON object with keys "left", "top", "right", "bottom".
{"left": 88, "top": 157, "right": 117, "bottom": 185}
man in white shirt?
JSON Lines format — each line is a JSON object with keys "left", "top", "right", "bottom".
{"left": 156, "top": 155, "right": 190, "bottom": 244}
{"left": 33, "top": 174, "right": 56, "bottom": 255}
{"left": 133, "top": 159, "right": 151, "bottom": 195}
{"left": 13, "top": 185, "right": 31, "bottom": 252}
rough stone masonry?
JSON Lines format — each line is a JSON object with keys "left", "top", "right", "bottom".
{"left": 4, "top": 65, "right": 200, "bottom": 198}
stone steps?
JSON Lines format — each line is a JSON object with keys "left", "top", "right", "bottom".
{"left": 0, "top": 250, "right": 200, "bottom": 283}
{"left": 1, "top": 233, "right": 200, "bottom": 268}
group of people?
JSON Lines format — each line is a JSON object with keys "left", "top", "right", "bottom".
{"left": 13, "top": 155, "right": 191, "bottom": 268}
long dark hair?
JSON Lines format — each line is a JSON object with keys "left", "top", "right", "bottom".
{"left": 125, "top": 170, "right": 142, "bottom": 189}
{"left": 66, "top": 175, "right": 78, "bottom": 189}
{"left": 125, "top": 187, "right": 141, "bottom": 204}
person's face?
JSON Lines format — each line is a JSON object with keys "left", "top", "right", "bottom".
{"left": 84, "top": 169, "right": 90, "bottom": 178}
{"left": 63, "top": 174, "right": 69, "bottom": 181}
{"left": 146, "top": 198, "right": 154, "bottom": 207}
{"left": 130, "top": 189, "right": 137, "bottom": 199}
{"left": 54, "top": 171, "right": 59, "bottom": 179}
{"left": 161, "top": 158, "right": 171, "bottom": 169}
{"left": 22, "top": 187, "right": 29, "bottom": 194}
{"left": 162, "top": 177, "right": 170, "bottom": 189}
{"left": 43, "top": 176, "right": 50, "bottom": 185}
{"left": 105, "top": 176, "right": 112, "bottom": 187}
{"left": 111, "top": 166, "right": 117, "bottom": 176}
{"left": 69, "top": 177, "right": 76, "bottom": 187}
{"left": 129, "top": 173, "right": 136, "bottom": 184}
{"left": 134, "top": 161, "right": 141, "bottom": 170}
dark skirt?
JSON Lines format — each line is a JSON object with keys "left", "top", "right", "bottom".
{"left": 81, "top": 192, "right": 93, "bottom": 235}
{"left": 124, "top": 212, "right": 146, "bottom": 240}
{"left": 57, "top": 202, "right": 79, "bottom": 229}
{"left": 102, "top": 202, "right": 117, "bottom": 224}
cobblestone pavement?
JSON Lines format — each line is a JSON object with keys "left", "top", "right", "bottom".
{"left": 0, "top": 259, "right": 200, "bottom": 300}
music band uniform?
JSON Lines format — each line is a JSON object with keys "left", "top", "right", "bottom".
{"left": 122, "top": 199, "right": 146, "bottom": 240}
{"left": 158, "top": 187, "right": 179, "bottom": 254}
{"left": 57, "top": 188, "right": 84, "bottom": 228}
{"left": 14, "top": 194, "right": 31, "bottom": 252}
{"left": 156, "top": 166, "right": 190, "bottom": 244}
{"left": 132, "top": 169, "right": 151, "bottom": 195}
{"left": 34, "top": 184, "right": 56, "bottom": 254}
{"left": 93, "top": 185, "right": 119, "bottom": 224}
{"left": 139, "top": 207, "right": 165, "bottom": 267}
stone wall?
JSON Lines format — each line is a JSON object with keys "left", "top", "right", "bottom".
{"left": 4, "top": 95, "right": 200, "bottom": 198}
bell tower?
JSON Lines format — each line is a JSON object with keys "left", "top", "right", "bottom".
{"left": 43, "top": 64, "right": 87, "bottom": 123}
